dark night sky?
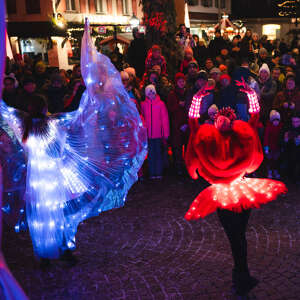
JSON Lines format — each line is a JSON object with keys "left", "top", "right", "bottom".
{"left": 231, "top": 0, "right": 279, "bottom": 18}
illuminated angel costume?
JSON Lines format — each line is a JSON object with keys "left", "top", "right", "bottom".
{"left": 185, "top": 83, "right": 287, "bottom": 220}
{"left": 0, "top": 18, "right": 147, "bottom": 259}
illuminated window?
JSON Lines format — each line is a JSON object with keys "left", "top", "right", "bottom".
{"left": 66, "top": 0, "right": 76, "bottom": 11}
{"left": 122, "top": 0, "right": 130, "bottom": 15}
{"left": 95, "top": 0, "right": 107, "bottom": 13}
{"left": 262, "top": 24, "right": 281, "bottom": 40}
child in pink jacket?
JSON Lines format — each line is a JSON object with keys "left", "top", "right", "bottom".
{"left": 141, "top": 84, "right": 170, "bottom": 179}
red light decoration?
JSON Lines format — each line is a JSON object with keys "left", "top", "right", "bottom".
{"left": 144, "top": 12, "right": 167, "bottom": 32}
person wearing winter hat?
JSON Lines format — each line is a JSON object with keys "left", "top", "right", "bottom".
{"left": 167, "top": 72, "right": 188, "bottom": 175}
{"left": 141, "top": 84, "right": 169, "bottom": 179}
{"left": 259, "top": 63, "right": 270, "bottom": 82}
{"left": 257, "top": 48, "right": 272, "bottom": 69}
{"left": 205, "top": 104, "right": 219, "bottom": 124}
{"left": 180, "top": 47, "right": 195, "bottom": 75}
{"left": 124, "top": 67, "right": 136, "bottom": 78}
{"left": 219, "top": 64, "right": 228, "bottom": 73}
{"left": 258, "top": 63, "right": 277, "bottom": 124}
{"left": 281, "top": 111, "right": 300, "bottom": 182}
{"left": 263, "top": 110, "right": 283, "bottom": 179}
{"left": 2, "top": 76, "right": 18, "bottom": 108}
{"left": 185, "top": 70, "right": 213, "bottom": 124}
{"left": 273, "top": 72, "right": 300, "bottom": 124}
{"left": 209, "top": 67, "right": 221, "bottom": 84}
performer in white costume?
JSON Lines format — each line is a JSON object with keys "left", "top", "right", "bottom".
{"left": 0, "top": 18, "right": 147, "bottom": 267}
{"left": 0, "top": 0, "right": 28, "bottom": 298}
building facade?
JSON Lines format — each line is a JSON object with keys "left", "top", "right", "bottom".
{"left": 6, "top": 0, "right": 143, "bottom": 69}
{"left": 231, "top": 0, "right": 297, "bottom": 42}
{"left": 186, "top": 0, "right": 231, "bottom": 40}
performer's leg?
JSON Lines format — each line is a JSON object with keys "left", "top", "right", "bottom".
{"left": 217, "top": 208, "right": 250, "bottom": 274}
{"left": 217, "top": 208, "right": 258, "bottom": 296}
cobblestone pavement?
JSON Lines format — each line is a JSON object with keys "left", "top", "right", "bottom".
{"left": 3, "top": 176, "right": 300, "bottom": 300}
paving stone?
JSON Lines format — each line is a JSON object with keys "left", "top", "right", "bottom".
{"left": 2, "top": 177, "right": 300, "bottom": 299}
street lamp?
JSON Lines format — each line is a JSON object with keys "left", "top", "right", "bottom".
{"left": 129, "top": 14, "right": 140, "bottom": 28}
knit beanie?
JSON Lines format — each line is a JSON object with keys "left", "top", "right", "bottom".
{"left": 220, "top": 74, "right": 231, "bottom": 83}
{"left": 145, "top": 84, "right": 156, "bottom": 96}
{"left": 184, "top": 47, "right": 193, "bottom": 55}
{"left": 219, "top": 64, "right": 227, "bottom": 73}
{"left": 259, "top": 63, "right": 270, "bottom": 75}
{"left": 175, "top": 72, "right": 185, "bottom": 83}
{"left": 269, "top": 110, "right": 280, "bottom": 122}
{"left": 259, "top": 48, "right": 268, "bottom": 56}
{"left": 208, "top": 104, "right": 218, "bottom": 115}
{"left": 188, "top": 60, "right": 199, "bottom": 68}
{"left": 124, "top": 67, "right": 136, "bottom": 78}
{"left": 210, "top": 67, "right": 221, "bottom": 75}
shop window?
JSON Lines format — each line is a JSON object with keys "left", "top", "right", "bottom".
{"left": 122, "top": 0, "right": 130, "bottom": 15}
{"left": 95, "top": 0, "right": 107, "bottom": 13}
{"left": 66, "top": 0, "right": 76, "bottom": 11}
{"left": 25, "top": 0, "right": 41, "bottom": 14}
{"left": 6, "top": 0, "right": 17, "bottom": 14}
{"left": 262, "top": 24, "right": 280, "bottom": 40}
{"left": 201, "top": 0, "right": 213, "bottom": 7}
{"left": 215, "top": 0, "right": 226, "bottom": 8}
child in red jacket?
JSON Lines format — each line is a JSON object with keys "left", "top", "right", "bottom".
{"left": 263, "top": 110, "right": 284, "bottom": 179}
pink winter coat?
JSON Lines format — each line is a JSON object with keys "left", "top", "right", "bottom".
{"left": 141, "top": 95, "right": 170, "bottom": 139}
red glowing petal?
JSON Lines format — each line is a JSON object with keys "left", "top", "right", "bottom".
{"left": 185, "top": 178, "right": 287, "bottom": 220}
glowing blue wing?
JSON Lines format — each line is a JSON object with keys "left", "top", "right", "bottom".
{"left": 54, "top": 18, "right": 147, "bottom": 228}
{"left": 0, "top": 102, "right": 26, "bottom": 231}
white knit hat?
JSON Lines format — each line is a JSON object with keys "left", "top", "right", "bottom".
{"left": 208, "top": 104, "right": 218, "bottom": 115}
{"left": 145, "top": 84, "right": 156, "bottom": 96}
{"left": 259, "top": 63, "right": 270, "bottom": 75}
{"left": 269, "top": 110, "right": 280, "bottom": 121}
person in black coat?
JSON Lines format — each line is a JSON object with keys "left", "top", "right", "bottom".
{"left": 126, "top": 28, "right": 147, "bottom": 79}
{"left": 191, "top": 35, "right": 208, "bottom": 68}
{"left": 208, "top": 29, "right": 226, "bottom": 59}
{"left": 2, "top": 76, "right": 18, "bottom": 108}
{"left": 45, "top": 74, "right": 67, "bottom": 114}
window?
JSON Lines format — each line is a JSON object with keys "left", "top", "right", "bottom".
{"left": 95, "top": 0, "right": 107, "bottom": 13}
{"left": 122, "top": 0, "right": 130, "bottom": 15}
{"left": 215, "top": 0, "right": 226, "bottom": 9}
{"left": 6, "top": 0, "right": 17, "bottom": 14}
{"left": 201, "top": 0, "right": 212, "bottom": 7}
{"left": 66, "top": 0, "right": 76, "bottom": 11}
{"left": 25, "top": 0, "right": 41, "bottom": 14}
{"left": 187, "top": 0, "right": 198, "bottom": 5}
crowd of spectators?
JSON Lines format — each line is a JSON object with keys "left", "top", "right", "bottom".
{"left": 2, "top": 24, "right": 300, "bottom": 183}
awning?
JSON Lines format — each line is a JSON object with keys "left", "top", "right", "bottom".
{"left": 7, "top": 22, "right": 67, "bottom": 38}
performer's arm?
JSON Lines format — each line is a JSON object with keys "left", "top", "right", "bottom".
{"left": 188, "top": 85, "right": 212, "bottom": 134}
{"left": 236, "top": 78, "right": 260, "bottom": 129}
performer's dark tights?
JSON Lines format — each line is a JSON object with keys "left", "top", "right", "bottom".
{"left": 217, "top": 208, "right": 251, "bottom": 274}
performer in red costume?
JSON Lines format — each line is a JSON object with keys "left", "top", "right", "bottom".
{"left": 185, "top": 78, "right": 287, "bottom": 298}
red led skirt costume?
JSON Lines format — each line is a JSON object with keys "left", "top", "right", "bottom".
{"left": 185, "top": 81, "right": 287, "bottom": 221}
